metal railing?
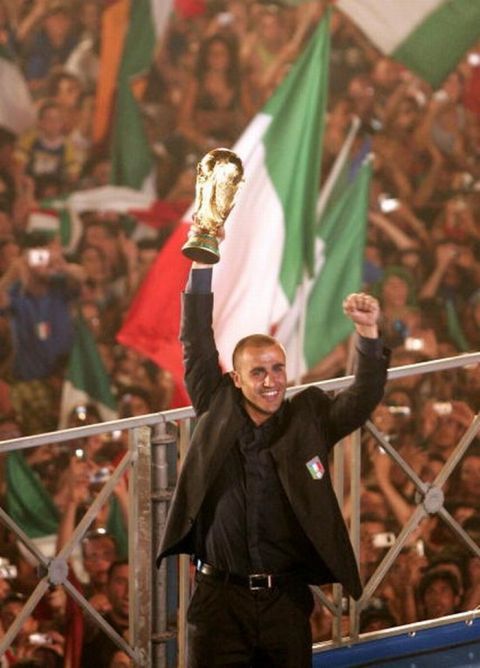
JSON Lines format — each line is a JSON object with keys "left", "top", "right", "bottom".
{"left": 315, "top": 351, "right": 480, "bottom": 657}
{"left": 0, "top": 352, "right": 479, "bottom": 665}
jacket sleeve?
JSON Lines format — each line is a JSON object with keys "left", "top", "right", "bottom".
{"left": 180, "top": 291, "right": 223, "bottom": 416}
{"left": 309, "top": 338, "right": 390, "bottom": 448}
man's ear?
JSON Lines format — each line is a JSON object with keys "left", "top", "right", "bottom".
{"left": 230, "top": 370, "right": 241, "bottom": 388}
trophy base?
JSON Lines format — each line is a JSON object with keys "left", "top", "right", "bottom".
{"left": 181, "top": 232, "right": 220, "bottom": 264}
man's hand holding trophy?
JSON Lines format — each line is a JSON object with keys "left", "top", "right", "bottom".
{"left": 181, "top": 148, "right": 244, "bottom": 264}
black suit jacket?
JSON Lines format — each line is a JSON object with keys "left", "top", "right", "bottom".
{"left": 157, "top": 292, "right": 389, "bottom": 599}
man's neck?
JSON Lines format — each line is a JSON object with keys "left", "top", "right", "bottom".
{"left": 243, "top": 398, "right": 283, "bottom": 427}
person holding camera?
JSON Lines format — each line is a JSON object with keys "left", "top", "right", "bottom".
{"left": 0, "top": 591, "right": 65, "bottom": 667}
{"left": 0, "top": 230, "right": 84, "bottom": 434}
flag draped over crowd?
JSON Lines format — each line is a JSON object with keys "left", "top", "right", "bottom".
{"left": 118, "top": 15, "right": 332, "bottom": 403}
{"left": 336, "top": 0, "right": 480, "bottom": 88}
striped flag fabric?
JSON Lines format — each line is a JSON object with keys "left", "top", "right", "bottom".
{"left": 110, "top": 0, "right": 158, "bottom": 189}
{"left": 303, "top": 158, "right": 372, "bottom": 372}
{"left": 118, "top": 15, "right": 331, "bottom": 399}
{"left": 276, "top": 133, "right": 372, "bottom": 380}
{"left": 6, "top": 451, "right": 60, "bottom": 538}
{"left": 94, "top": 0, "right": 167, "bottom": 188}
{"left": 92, "top": 0, "right": 130, "bottom": 145}
{"left": 211, "top": 15, "right": 331, "bottom": 370}
{"left": 336, "top": 0, "right": 480, "bottom": 88}
{"left": 117, "top": 223, "right": 192, "bottom": 406}
{"left": 59, "top": 316, "right": 118, "bottom": 428}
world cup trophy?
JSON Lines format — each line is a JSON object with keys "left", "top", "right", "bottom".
{"left": 181, "top": 148, "right": 244, "bottom": 264}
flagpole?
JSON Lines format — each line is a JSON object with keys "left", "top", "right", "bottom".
{"left": 293, "top": 116, "right": 361, "bottom": 384}
{"left": 315, "top": 116, "right": 361, "bottom": 226}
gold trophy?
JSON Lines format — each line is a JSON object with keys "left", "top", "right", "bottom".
{"left": 181, "top": 148, "right": 244, "bottom": 264}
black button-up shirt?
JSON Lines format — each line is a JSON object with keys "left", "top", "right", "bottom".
{"left": 193, "top": 404, "right": 320, "bottom": 576}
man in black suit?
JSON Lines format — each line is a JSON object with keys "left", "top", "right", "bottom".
{"left": 158, "top": 259, "right": 389, "bottom": 667}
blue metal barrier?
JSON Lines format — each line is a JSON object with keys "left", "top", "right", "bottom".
{"left": 314, "top": 617, "right": 480, "bottom": 667}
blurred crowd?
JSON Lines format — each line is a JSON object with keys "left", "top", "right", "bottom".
{"left": 0, "top": 0, "right": 478, "bottom": 664}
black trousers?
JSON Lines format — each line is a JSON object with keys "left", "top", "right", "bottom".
{"left": 187, "top": 572, "right": 314, "bottom": 668}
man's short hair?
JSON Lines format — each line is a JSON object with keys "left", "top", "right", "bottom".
{"left": 359, "top": 607, "right": 397, "bottom": 633}
{"left": 108, "top": 558, "right": 129, "bottom": 581}
{"left": 232, "top": 334, "right": 283, "bottom": 370}
{"left": 418, "top": 569, "right": 460, "bottom": 602}
{"left": 81, "top": 530, "right": 117, "bottom": 556}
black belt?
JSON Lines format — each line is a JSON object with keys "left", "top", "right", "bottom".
{"left": 194, "top": 559, "right": 300, "bottom": 591}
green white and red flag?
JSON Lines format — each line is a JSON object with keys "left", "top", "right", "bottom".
{"left": 118, "top": 16, "right": 331, "bottom": 403}
{"left": 336, "top": 0, "right": 480, "bottom": 88}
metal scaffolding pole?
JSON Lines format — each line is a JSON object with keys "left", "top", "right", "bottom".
{"left": 151, "top": 421, "right": 176, "bottom": 667}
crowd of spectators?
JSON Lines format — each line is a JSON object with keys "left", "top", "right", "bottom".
{"left": 0, "top": 0, "right": 478, "bottom": 663}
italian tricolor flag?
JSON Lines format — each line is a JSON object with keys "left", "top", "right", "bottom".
{"left": 211, "top": 15, "right": 331, "bottom": 371}
{"left": 94, "top": 0, "right": 168, "bottom": 189}
{"left": 277, "top": 151, "right": 372, "bottom": 380}
{"left": 118, "top": 16, "right": 331, "bottom": 399}
{"left": 337, "top": 0, "right": 480, "bottom": 88}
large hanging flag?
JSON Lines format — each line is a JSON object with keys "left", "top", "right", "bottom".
{"left": 93, "top": 0, "right": 130, "bottom": 146}
{"left": 94, "top": 1, "right": 166, "bottom": 187}
{"left": 59, "top": 316, "right": 118, "bottom": 428}
{"left": 118, "top": 15, "right": 331, "bottom": 402}
{"left": 110, "top": 0, "right": 158, "bottom": 188}
{"left": 0, "top": 45, "right": 36, "bottom": 135}
{"left": 275, "top": 123, "right": 370, "bottom": 380}
{"left": 303, "top": 158, "right": 372, "bottom": 373}
{"left": 211, "top": 14, "right": 331, "bottom": 369}
{"left": 336, "top": 0, "right": 480, "bottom": 88}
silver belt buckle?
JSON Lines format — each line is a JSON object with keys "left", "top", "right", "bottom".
{"left": 249, "top": 574, "right": 273, "bottom": 590}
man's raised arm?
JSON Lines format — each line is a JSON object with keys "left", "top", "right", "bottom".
{"left": 324, "top": 292, "right": 390, "bottom": 444}
{"left": 180, "top": 261, "right": 223, "bottom": 415}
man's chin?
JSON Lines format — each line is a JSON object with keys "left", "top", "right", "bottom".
{"left": 261, "top": 401, "right": 282, "bottom": 414}
{"left": 247, "top": 397, "right": 282, "bottom": 418}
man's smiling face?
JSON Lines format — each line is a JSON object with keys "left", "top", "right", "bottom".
{"left": 232, "top": 342, "right": 287, "bottom": 425}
